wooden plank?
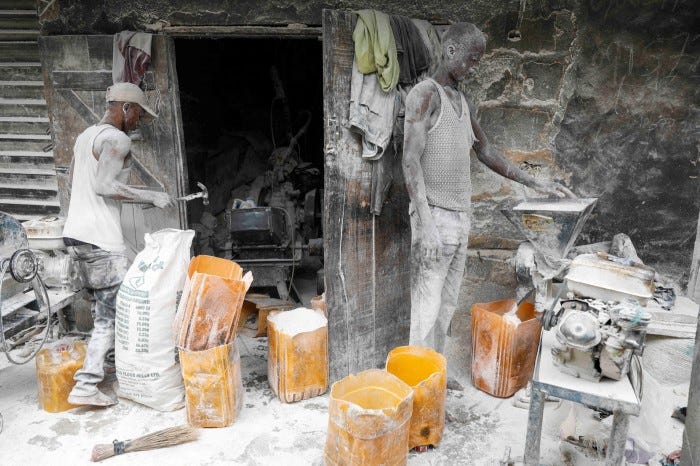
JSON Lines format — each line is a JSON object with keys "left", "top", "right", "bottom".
{"left": 52, "top": 70, "right": 155, "bottom": 90}
{"left": 162, "top": 25, "right": 322, "bottom": 38}
{"left": 1, "top": 290, "right": 34, "bottom": 317}
{"left": 129, "top": 153, "right": 165, "bottom": 190}
{"left": 1, "top": 307, "right": 40, "bottom": 339}
{"left": 323, "top": 10, "right": 411, "bottom": 382}
{"left": 324, "top": 8, "right": 352, "bottom": 381}
{"left": 165, "top": 35, "right": 189, "bottom": 229}
{"left": 2, "top": 287, "right": 77, "bottom": 318}
{"left": 56, "top": 88, "right": 99, "bottom": 123}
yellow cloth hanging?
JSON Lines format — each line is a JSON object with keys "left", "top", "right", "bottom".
{"left": 352, "top": 9, "right": 400, "bottom": 92}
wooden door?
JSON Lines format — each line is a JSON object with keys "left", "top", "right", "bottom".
{"left": 38, "top": 35, "right": 188, "bottom": 257}
{"left": 322, "top": 10, "right": 411, "bottom": 382}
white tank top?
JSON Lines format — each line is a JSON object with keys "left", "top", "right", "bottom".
{"left": 421, "top": 78, "right": 476, "bottom": 212}
{"left": 63, "top": 124, "right": 126, "bottom": 252}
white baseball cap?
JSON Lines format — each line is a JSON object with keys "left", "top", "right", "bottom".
{"left": 105, "top": 82, "right": 158, "bottom": 119}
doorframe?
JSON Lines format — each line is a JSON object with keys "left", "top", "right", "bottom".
{"left": 160, "top": 25, "right": 322, "bottom": 39}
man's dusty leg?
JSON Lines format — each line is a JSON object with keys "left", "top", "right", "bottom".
{"left": 69, "top": 284, "right": 119, "bottom": 406}
{"left": 409, "top": 241, "right": 453, "bottom": 349}
{"left": 435, "top": 241, "right": 469, "bottom": 354}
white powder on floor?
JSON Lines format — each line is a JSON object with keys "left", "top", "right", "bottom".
{"left": 268, "top": 307, "right": 327, "bottom": 336}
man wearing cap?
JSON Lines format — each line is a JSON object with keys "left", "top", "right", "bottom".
{"left": 63, "top": 82, "right": 173, "bottom": 407}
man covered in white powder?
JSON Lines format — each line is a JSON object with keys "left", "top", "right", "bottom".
{"left": 403, "top": 23, "right": 575, "bottom": 355}
{"left": 63, "top": 83, "right": 173, "bottom": 406}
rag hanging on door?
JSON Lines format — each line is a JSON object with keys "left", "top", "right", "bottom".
{"left": 352, "top": 9, "right": 400, "bottom": 92}
{"left": 389, "top": 15, "right": 431, "bottom": 85}
{"left": 351, "top": 10, "right": 443, "bottom": 215}
{"left": 112, "top": 31, "right": 152, "bottom": 86}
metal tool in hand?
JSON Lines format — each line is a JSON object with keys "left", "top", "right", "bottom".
{"left": 176, "top": 182, "right": 209, "bottom": 206}
{"left": 143, "top": 182, "right": 208, "bottom": 209}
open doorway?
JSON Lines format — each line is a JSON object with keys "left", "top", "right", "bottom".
{"left": 175, "top": 37, "right": 324, "bottom": 303}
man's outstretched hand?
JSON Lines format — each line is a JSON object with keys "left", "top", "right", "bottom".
{"left": 531, "top": 179, "right": 577, "bottom": 198}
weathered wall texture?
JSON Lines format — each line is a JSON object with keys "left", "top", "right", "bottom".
{"left": 39, "top": 1, "right": 511, "bottom": 33}
{"left": 465, "top": 0, "right": 698, "bottom": 276}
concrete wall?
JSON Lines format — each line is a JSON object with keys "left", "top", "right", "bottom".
{"left": 40, "top": 0, "right": 699, "bottom": 378}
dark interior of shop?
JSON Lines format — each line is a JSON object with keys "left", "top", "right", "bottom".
{"left": 175, "top": 37, "right": 325, "bottom": 302}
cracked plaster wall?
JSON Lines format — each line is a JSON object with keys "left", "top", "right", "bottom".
{"left": 41, "top": 1, "right": 699, "bottom": 344}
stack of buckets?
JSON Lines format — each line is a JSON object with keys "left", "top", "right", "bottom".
{"left": 178, "top": 255, "right": 248, "bottom": 428}
{"left": 324, "top": 346, "right": 447, "bottom": 465}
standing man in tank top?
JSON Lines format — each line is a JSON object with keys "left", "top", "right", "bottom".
{"left": 403, "top": 23, "right": 574, "bottom": 357}
{"left": 62, "top": 82, "right": 173, "bottom": 406}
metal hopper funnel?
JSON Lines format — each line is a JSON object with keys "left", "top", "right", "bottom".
{"left": 500, "top": 198, "right": 598, "bottom": 260}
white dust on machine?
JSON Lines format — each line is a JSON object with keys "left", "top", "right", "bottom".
{"left": 502, "top": 198, "right": 654, "bottom": 382}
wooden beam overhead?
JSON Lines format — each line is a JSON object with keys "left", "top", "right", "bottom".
{"left": 161, "top": 25, "right": 322, "bottom": 38}
{"left": 52, "top": 70, "right": 156, "bottom": 90}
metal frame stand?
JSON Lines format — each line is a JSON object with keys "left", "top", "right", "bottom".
{"left": 524, "top": 331, "right": 641, "bottom": 466}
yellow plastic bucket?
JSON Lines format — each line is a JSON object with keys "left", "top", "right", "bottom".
{"left": 324, "top": 369, "right": 414, "bottom": 465}
{"left": 35, "top": 340, "right": 86, "bottom": 413}
{"left": 179, "top": 342, "right": 243, "bottom": 427}
{"left": 386, "top": 346, "right": 447, "bottom": 449}
{"left": 267, "top": 307, "right": 328, "bottom": 403}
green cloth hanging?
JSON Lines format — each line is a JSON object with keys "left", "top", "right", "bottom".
{"left": 352, "top": 9, "right": 400, "bottom": 92}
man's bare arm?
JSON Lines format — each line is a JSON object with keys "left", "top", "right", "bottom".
{"left": 402, "top": 82, "right": 443, "bottom": 259}
{"left": 470, "top": 108, "right": 575, "bottom": 198}
{"left": 93, "top": 130, "right": 173, "bottom": 208}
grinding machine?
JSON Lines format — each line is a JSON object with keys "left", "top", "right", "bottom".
{"left": 502, "top": 198, "right": 654, "bottom": 382}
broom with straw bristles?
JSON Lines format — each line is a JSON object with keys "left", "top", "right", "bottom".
{"left": 91, "top": 425, "right": 200, "bottom": 462}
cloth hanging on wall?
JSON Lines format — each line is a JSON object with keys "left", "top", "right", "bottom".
{"left": 112, "top": 31, "right": 152, "bottom": 86}
{"left": 390, "top": 15, "right": 431, "bottom": 85}
{"left": 351, "top": 10, "right": 443, "bottom": 214}
{"left": 349, "top": 58, "right": 399, "bottom": 160}
{"left": 411, "top": 19, "right": 442, "bottom": 76}
{"left": 352, "top": 9, "right": 400, "bottom": 92}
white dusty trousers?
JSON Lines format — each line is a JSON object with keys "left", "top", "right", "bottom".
{"left": 409, "top": 205, "right": 470, "bottom": 354}
{"left": 67, "top": 244, "right": 128, "bottom": 396}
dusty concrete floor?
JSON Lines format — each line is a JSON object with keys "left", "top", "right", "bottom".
{"left": 0, "top": 331, "right": 688, "bottom": 466}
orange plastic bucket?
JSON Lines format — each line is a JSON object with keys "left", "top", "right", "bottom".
{"left": 35, "top": 340, "right": 86, "bottom": 412}
{"left": 174, "top": 255, "right": 251, "bottom": 351}
{"left": 267, "top": 308, "right": 328, "bottom": 403}
{"left": 471, "top": 299, "right": 541, "bottom": 397}
{"left": 187, "top": 255, "right": 242, "bottom": 280}
{"left": 179, "top": 342, "right": 243, "bottom": 427}
{"left": 386, "top": 346, "right": 447, "bottom": 449}
{"left": 325, "top": 369, "right": 414, "bottom": 465}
